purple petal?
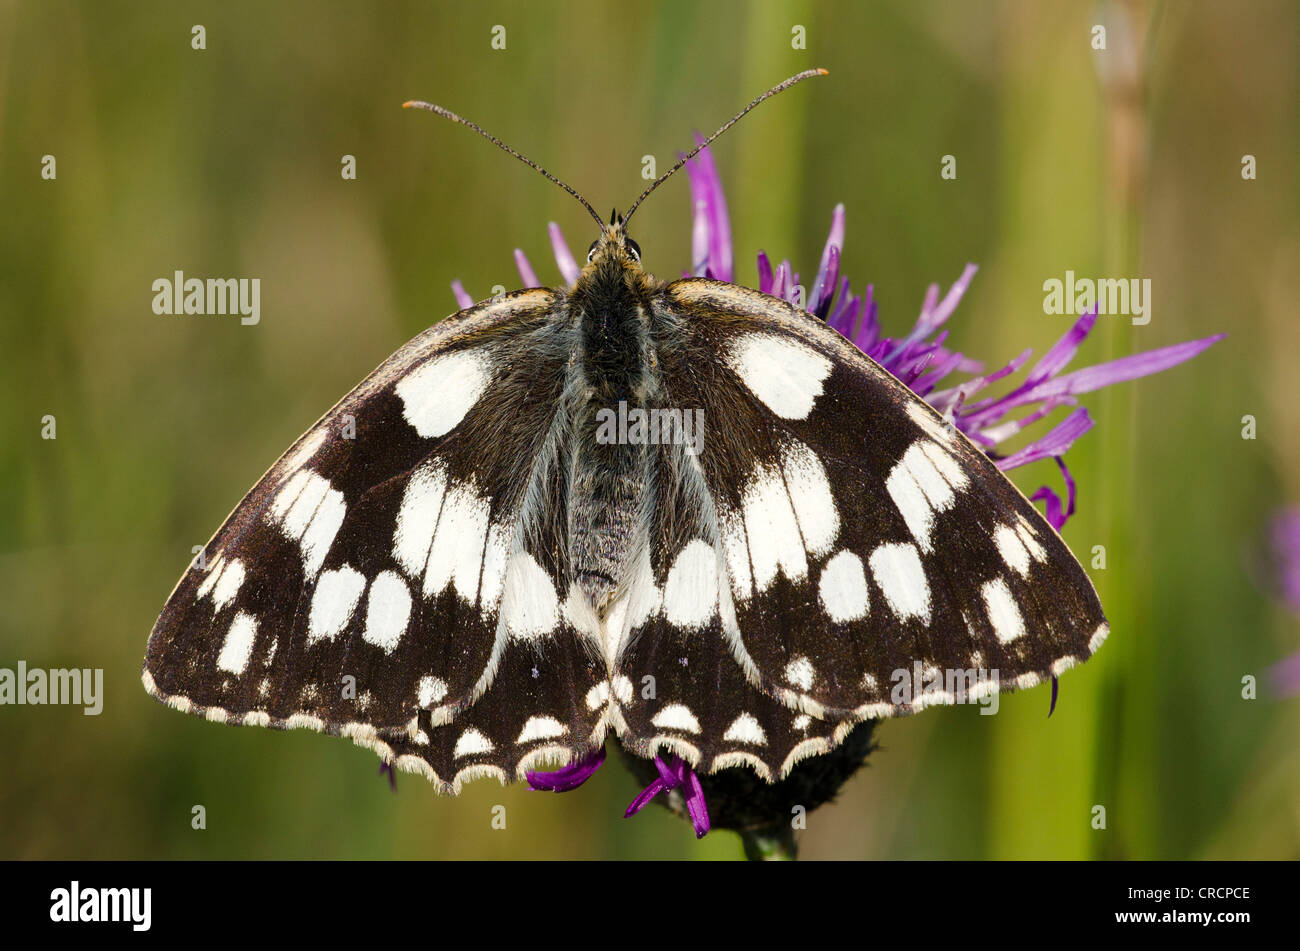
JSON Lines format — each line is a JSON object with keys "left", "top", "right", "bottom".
{"left": 1029, "top": 457, "right": 1078, "bottom": 530}
{"left": 514, "top": 249, "right": 540, "bottom": 288}
{"left": 1272, "top": 508, "right": 1300, "bottom": 610}
{"left": 977, "top": 397, "right": 1078, "bottom": 445}
{"left": 919, "top": 263, "right": 978, "bottom": 336}
{"left": 826, "top": 277, "right": 856, "bottom": 332}
{"left": 1025, "top": 310, "right": 1098, "bottom": 386}
{"left": 1012, "top": 333, "right": 1227, "bottom": 406}
{"left": 526, "top": 746, "right": 606, "bottom": 793}
{"left": 684, "top": 139, "right": 733, "bottom": 282}
{"left": 771, "top": 261, "right": 792, "bottom": 302}
{"left": 995, "top": 408, "right": 1094, "bottom": 471}
{"left": 690, "top": 196, "right": 710, "bottom": 277}
{"left": 682, "top": 765, "right": 711, "bottom": 838}
{"left": 929, "top": 348, "right": 1034, "bottom": 416}
{"left": 1268, "top": 650, "right": 1300, "bottom": 697}
{"left": 622, "top": 755, "right": 710, "bottom": 837}
{"left": 548, "top": 222, "right": 581, "bottom": 286}
{"left": 809, "top": 204, "right": 846, "bottom": 316}
{"left": 756, "top": 252, "right": 774, "bottom": 294}
{"left": 450, "top": 280, "right": 473, "bottom": 310}
{"left": 624, "top": 779, "right": 667, "bottom": 817}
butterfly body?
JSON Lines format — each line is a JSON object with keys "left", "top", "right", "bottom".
{"left": 567, "top": 224, "right": 659, "bottom": 618}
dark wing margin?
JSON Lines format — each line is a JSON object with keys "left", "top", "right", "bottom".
{"left": 608, "top": 278, "right": 1107, "bottom": 780}
{"left": 143, "top": 289, "right": 606, "bottom": 791}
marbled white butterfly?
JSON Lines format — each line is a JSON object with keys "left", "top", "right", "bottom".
{"left": 143, "top": 69, "right": 1106, "bottom": 793}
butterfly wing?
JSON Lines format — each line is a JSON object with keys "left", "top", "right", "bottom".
{"left": 611, "top": 279, "right": 1107, "bottom": 779}
{"left": 143, "top": 290, "right": 606, "bottom": 789}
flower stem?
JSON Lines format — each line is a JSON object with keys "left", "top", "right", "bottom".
{"left": 739, "top": 824, "right": 799, "bottom": 861}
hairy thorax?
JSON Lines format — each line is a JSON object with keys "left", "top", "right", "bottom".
{"left": 566, "top": 256, "right": 659, "bottom": 615}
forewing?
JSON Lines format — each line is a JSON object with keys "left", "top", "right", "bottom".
{"left": 144, "top": 290, "right": 606, "bottom": 783}
{"left": 613, "top": 279, "right": 1106, "bottom": 777}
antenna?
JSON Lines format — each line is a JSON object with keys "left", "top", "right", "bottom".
{"left": 621, "top": 68, "right": 828, "bottom": 226}
{"left": 402, "top": 100, "right": 606, "bottom": 231}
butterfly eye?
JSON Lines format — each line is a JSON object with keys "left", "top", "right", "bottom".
{"left": 625, "top": 238, "right": 641, "bottom": 263}
{"left": 587, "top": 241, "right": 598, "bottom": 263}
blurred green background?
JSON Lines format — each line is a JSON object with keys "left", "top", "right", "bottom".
{"left": 2, "top": 0, "right": 1297, "bottom": 859}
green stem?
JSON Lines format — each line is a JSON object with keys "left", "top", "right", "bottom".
{"left": 740, "top": 824, "right": 799, "bottom": 861}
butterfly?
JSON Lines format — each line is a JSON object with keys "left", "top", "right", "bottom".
{"left": 142, "top": 69, "right": 1106, "bottom": 794}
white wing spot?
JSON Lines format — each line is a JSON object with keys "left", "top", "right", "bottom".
{"left": 216, "top": 611, "right": 258, "bottom": 676}
{"left": 782, "top": 440, "right": 840, "bottom": 556}
{"left": 652, "top": 703, "right": 701, "bottom": 734}
{"left": 195, "top": 553, "right": 225, "bottom": 600}
{"left": 422, "top": 479, "right": 491, "bottom": 604}
{"left": 818, "top": 550, "right": 869, "bottom": 622}
{"left": 362, "top": 571, "right": 411, "bottom": 652}
{"left": 308, "top": 565, "right": 366, "bottom": 643}
{"left": 741, "top": 463, "right": 808, "bottom": 591}
{"left": 206, "top": 558, "right": 246, "bottom": 611}
{"left": 723, "top": 713, "right": 767, "bottom": 746}
{"left": 392, "top": 461, "right": 447, "bottom": 577}
{"left": 395, "top": 349, "right": 493, "bottom": 438}
{"left": 982, "top": 577, "right": 1026, "bottom": 644}
{"left": 417, "top": 675, "right": 448, "bottom": 707}
{"left": 886, "top": 441, "right": 960, "bottom": 553}
{"left": 1089, "top": 622, "right": 1109, "bottom": 653}
{"left": 612, "top": 675, "right": 634, "bottom": 704}
{"left": 727, "top": 333, "right": 833, "bottom": 419}
{"left": 1016, "top": 518, "right": 1048, "bottom": 561}
{"left": 718, "top": 506, "right": 753, "bottom": 602}
{"left": 516, "top": 716, "right": 568, "bottom": 744}
{"left": 994, "top": 523, "right": 1032, "bottom": 577}
{"left": 501, "top": 551, "right": 559, "bottom": 639}
{"left": 662, "top": 539, "right": 718, "bottom": 629}
{"left": 921, "top": 441, "right": 968, "bottom": 488}
{"left": 869, "top": 542, "right": 932, "bottom": 623}
{"left": 453, "top": 728, "right": 494, "bottom": 758}
{"left": 282, "top": 428, "right": 327, "bottom": 476}
{"left": 478, "top": 523, "right": 511, "bottom": 614}
{"left": 269, "top": 470, "right": 346, "bottom": 580}
{"left": 784, "top": 656, "right": 816, "bottom": 691}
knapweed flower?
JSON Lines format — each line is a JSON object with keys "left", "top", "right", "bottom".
{"left": 451, "top": 143, "right": 1222, "bottom": 852}
{"left": 1266, "top": 508, "right": 1300, "bottom": 696}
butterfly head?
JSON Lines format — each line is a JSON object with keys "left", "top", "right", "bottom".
{"left": 404, "top": 68, "right": 826, "bottom": 295}
{"left": 584, "top": 211, "right": 643, "bottom": 274}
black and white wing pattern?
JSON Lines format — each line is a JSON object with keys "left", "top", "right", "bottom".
{"left": 611, "top": 279, "right": 1108, "bottom": 781}
{"left": 143, "top": 290, "right": 606, "bottom": 792}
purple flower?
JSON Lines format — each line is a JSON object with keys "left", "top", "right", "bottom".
{"left": 463, "top": 143, "right": 1223, "bottom": 843}
{"left": 1270, "top": 508, "right": 1300, "bottom": 611}
{"left": 526, "top": 748, "right": 710, "bottom": 839}
{"left": 1266, "top": 508, "right": 1300, "bottom": 696}
{"left": 624, "top": 755, "right": 711, "bottom": 839}
{"left": 526, "top": 746, "right": 606, "bottom": 792}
